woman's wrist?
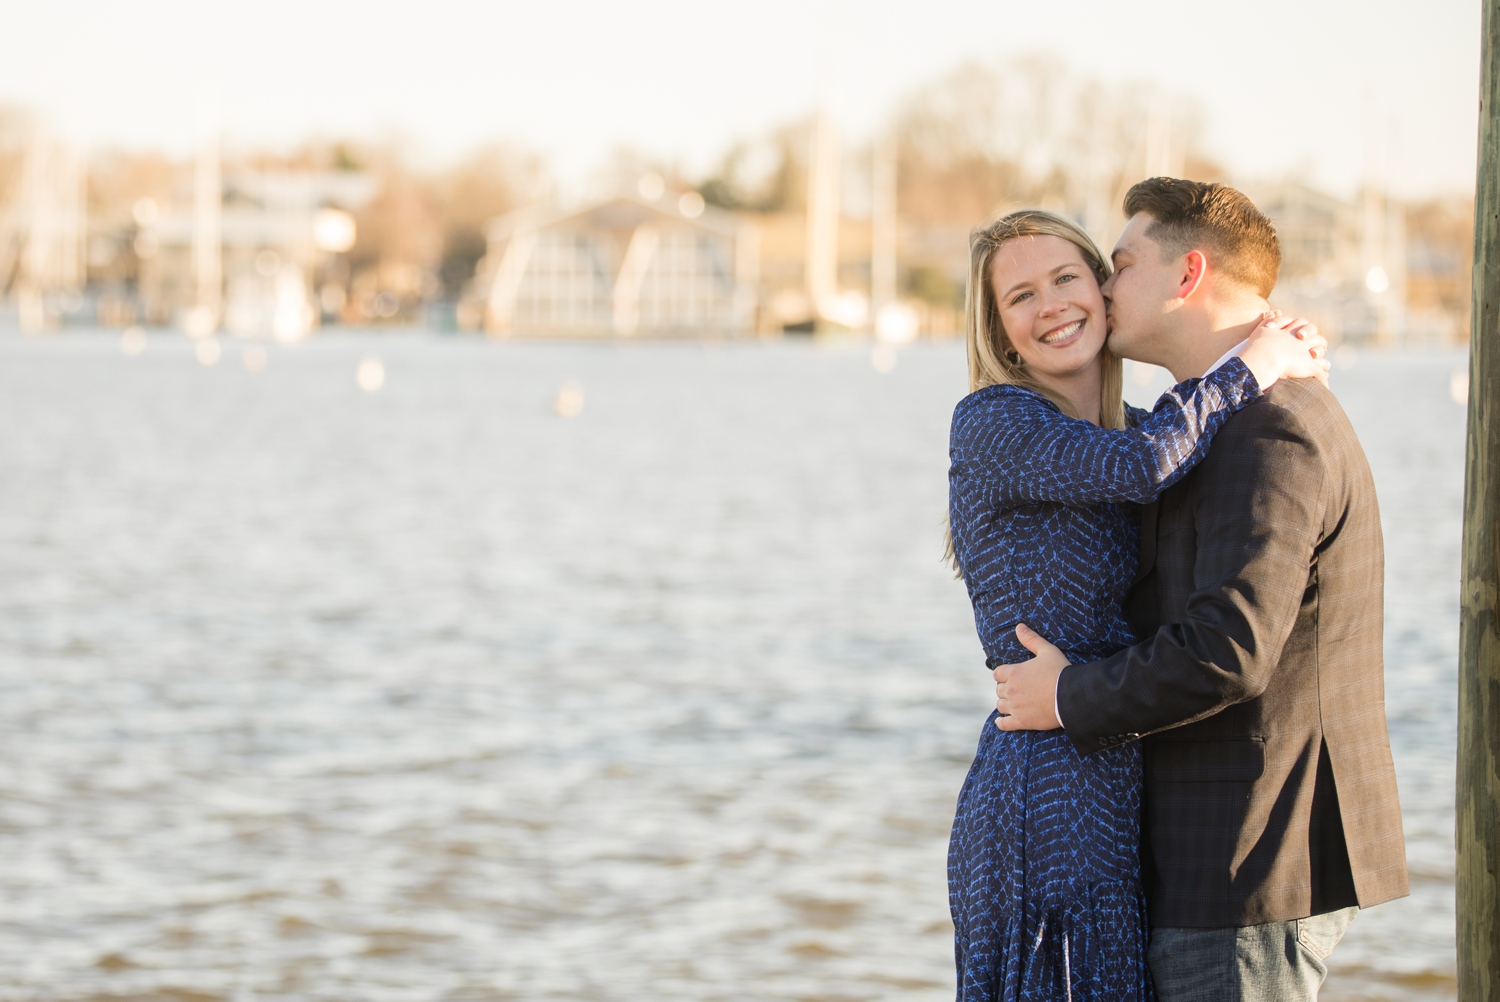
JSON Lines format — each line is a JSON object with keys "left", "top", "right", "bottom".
{"left": 1233, "top": 342, "right": 1280, "bottom": 391}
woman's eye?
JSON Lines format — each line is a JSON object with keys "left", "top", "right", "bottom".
{"left": 1010, "top": 292, "right": 1031, "bottom": 305}
{"left": 1057, "top": 273, "right": 1075, "bottom": 284}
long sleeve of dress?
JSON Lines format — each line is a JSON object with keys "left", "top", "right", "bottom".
{"left": 948, "top": 357, "right": 1260, "bottom": 507}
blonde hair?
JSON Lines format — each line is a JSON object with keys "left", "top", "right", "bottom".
{"left": 945, "top": 209, "right": 1125, "bottom": 577}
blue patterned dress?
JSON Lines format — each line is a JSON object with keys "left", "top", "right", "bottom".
{"left": 946, "top": 358, "right": 1261, "bottom": 1001}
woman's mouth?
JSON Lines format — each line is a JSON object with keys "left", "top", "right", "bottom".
{"left": 1038, "top": 319, "right": 1085, "bottom": 346}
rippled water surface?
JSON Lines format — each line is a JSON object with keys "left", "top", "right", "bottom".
{"left": 0, "top": 332, "right": 1462, "bottom": 1001}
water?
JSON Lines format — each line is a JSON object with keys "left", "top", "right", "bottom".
{"left": 0, "top": 332, "right": 1461, "bottom": 1001}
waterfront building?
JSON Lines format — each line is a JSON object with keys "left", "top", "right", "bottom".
{"left": 136, "top": 170, "right": 374, "bottom": 339}
{"left": 472, "top": 192, "right": 758, "bottom": 338}
{"left": 0, "top": 134, "right": 87, "bottom": 331}
{"left": 1251, "top": 181, "right": 1378, "bottom": 344}
{"left": 1253, "top": 180, "right": 1467, "bottom": 346}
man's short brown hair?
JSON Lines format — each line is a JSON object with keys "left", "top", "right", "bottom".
{"left": 1123, "top": 178, "right": 1281, "bottom": 297}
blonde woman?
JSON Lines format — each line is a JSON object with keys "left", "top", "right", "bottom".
{"left": 944, "top": 210, "right": 1326, "bottom": 1000}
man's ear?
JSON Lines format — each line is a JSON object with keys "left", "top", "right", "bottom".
{"left": 1176, "top": 249, "right": 1208, "bottom": 302}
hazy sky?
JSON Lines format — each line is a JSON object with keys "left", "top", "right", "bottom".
{"left": 2, "top": 0, "right": 1481, "bottom": 199}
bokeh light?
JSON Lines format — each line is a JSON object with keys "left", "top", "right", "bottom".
{"left": 120, "top": 326, "right": 146, "bottom": 356}
{"left": 553, "top": 380, "right": 585, "bottom": 417}
{"left": 356, "top": 356, "right": 385, "bottom": 392}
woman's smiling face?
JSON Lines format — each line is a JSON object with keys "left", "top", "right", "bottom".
{"left": 990, "top": 234, "right": 1108, "bottom": 384}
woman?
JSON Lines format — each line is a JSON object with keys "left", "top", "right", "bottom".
{"left": 945, "top": 210, "right": 1326, "bottom": 1000}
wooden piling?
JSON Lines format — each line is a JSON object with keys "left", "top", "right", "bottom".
{"left": 1459, "top": 1, "right": 1500, "bottom": 997}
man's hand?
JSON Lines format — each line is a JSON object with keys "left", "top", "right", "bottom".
{"left": 993, "top": 623, "right": 1069, "bottom": 731}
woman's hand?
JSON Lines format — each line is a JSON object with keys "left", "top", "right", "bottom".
{"left": 1235, "top": 311, "right": 1330, "bottom": 390}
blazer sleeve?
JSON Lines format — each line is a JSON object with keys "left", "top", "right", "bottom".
{"left": 1054, "top": 398, "right": 1328, "bottom": 755}
{"left": 949, "top": 358, "right": 1261, "bottom": 507}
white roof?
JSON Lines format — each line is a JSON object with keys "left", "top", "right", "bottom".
{"left": 486, "top": 193, "right": 742, "bottom": 244}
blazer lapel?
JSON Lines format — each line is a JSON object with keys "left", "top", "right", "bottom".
{"left": 1134, "top": 500, "right": 1159, "bottom": 585}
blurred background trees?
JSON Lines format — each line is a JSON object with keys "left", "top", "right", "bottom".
{"left": 0, "top": 53, "right": 1473, "bottom": 343}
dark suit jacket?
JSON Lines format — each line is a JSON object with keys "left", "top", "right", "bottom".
{"left": 1055, "top": 377, "right": 1408, "bottom": 928}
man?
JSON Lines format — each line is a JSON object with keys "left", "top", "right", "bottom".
{"left": 993, "top": 178, "right": 1408, "bottom": 1000}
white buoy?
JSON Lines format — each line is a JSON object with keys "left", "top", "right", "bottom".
{"left": 1452, "top": 368, "right": 1471, "bottom": 406}
{"left": 554, "top": 381, "right": 585, "bottom": 417}
{"left": 357, "top": 357, "right": 385, "bottom": 393}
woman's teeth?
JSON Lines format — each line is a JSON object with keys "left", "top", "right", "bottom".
{"left": 1040, "top": 320, "right": 1084, "bottom": 344}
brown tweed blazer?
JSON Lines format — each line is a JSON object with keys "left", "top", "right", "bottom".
{"left": 1055, "top": 377, "right": 1408, "bottom": 928}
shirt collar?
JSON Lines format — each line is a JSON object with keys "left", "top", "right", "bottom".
{"left": 1204, "top": 338, "right": 1250, "bottom": 378}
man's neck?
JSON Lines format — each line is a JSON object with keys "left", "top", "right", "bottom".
{"left": 1167, "top": 305, "right": 1269, "bottom": 382}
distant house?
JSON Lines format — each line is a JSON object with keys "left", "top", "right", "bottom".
{"left": 1254, "top": 182, "right": 1364, "bottom": 281}
{"left": 1251, "top": 180, "right": 1415, "bottom": 345}
{"left": 474, "top": 194, "right": 758, "bottom": 338}
{"left": 138, "top": 170, "right": 376, "bottom": 338}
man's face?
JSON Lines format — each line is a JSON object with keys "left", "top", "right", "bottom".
{"left": 1100, "top": 213, "right": 1182, "bottom": 364}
